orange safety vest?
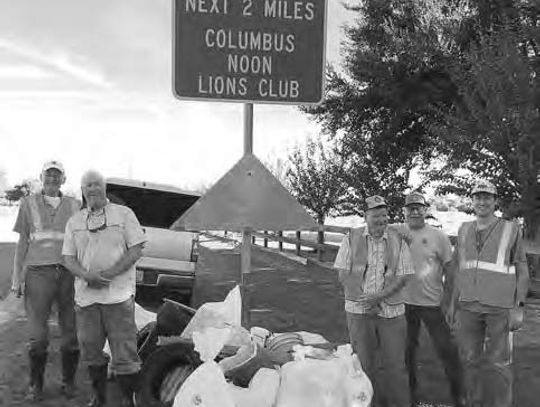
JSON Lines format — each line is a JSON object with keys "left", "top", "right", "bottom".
{"left": 339, "top": 227, "right": 407, "bottom": 305}
{"left": 24, "top": 193, "right": 80, "bottom": 266}
{"left": 457, "top": 219, "right": 519, "bottom": 308}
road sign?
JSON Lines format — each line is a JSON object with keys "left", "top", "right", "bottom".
{"left": 172, "top": 153, "right": 318, "bottom": 231}
{"left": 173, "top": 0, "right": 328, "bottom": 104}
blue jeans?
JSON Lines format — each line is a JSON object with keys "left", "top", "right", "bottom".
{"left": 346, "top": 312, "right": 410, "bottom": 407}
{"left": 76, "top": 297, "right": 140, "bottom": 375}
{"left": 457, "top": 308, "right": 513, "bottom": 407}
{"left": 24, "top": 264, "right": 78, "bottom": 355}
{"left": 405, "top": 304, "right": 464, "bottom": 405}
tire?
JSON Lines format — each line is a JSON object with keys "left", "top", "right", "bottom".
{"left": 135, "top": 343, "right": 202, "bottom": 407}
{"left": 137, "top": 321, "right": 159, "bottom": 362}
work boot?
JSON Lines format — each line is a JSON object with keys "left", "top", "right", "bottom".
{"left": 60, "top": 349, "right": 79, "bottom": 398}
{"left": 26, "top": 351, "right": 47, "bottom": 401}
{"left": 87, "top": 364, "right": 108, "bottom": 407}
{"left": 116, "top": 372, "right": 140, "bottom": 407}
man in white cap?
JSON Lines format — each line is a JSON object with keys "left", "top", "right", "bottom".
{"left": 398, "top": 192, "right": 464, "bottom": 407}
{"left": 11, "top": 160, "right": 81, "bottom": 401}
{"left": 334, "top": 195, "right": 414, "bottom": 407}
{"left": 448, "top": 180, "right": 529, "bottom": 407}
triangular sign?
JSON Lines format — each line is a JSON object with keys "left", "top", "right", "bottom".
{"left": 172, "top": 154, "right": 317, "bottom": 231}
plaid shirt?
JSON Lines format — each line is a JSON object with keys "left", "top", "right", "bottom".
{"left": 336, "top": 229, "right": 410, "bottom": 318}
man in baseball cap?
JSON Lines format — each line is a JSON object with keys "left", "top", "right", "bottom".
{"left": 471, "top": 180, "right": 497, "bottom": 196}
{"left": 42, "top": 160, "right": 65, "bottom": 175}
{"left": 334, "top": 194, "right": 414, "bottom": 406}
{"left": 448, "top": 180, "right": 528, "bottom": 407}
{"left": 398, "top": 192, "right": 465, "bottom": 406}
{"left": 11, "top": 160, "right": 80, "bottom": 401}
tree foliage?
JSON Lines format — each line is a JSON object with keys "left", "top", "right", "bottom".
{"left": 286, "top": 137, "right": 348, "bottom": 224}
{"left": 303, "top": 0, "right": 540, "bottom": 236}
{"left": 4, "top": 180, "right": 35, "bottom": 203}
{"left": 427, "top": 18, "right": 540, "bottom": 237}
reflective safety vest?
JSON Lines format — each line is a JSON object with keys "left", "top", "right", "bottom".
{"left": 23, "top": 193, "right": 80, "bottom": 266}
{"left": 339, "top": 227, "right": 407, "bottom": 305}
{"left": 457, "top": 219, "right": 519, "bottom": 309}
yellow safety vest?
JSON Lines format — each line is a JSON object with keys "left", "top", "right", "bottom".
{"left": 457, "top": 219, "right": 519, "bottom": 308}
{"left": 24, "top": 193, "right": 80, "bottom": 266}
{"left": 339, "top": 227, "right": 407, "bottom": 305}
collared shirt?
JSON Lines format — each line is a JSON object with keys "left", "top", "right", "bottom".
{"left": 62, "top": 202, "right": 147, "bottom": 307}
{"left": 336, "top": 228, "right": 409, "bottom": 318}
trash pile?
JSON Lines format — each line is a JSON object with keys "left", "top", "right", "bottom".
{"left": 136, "top": 286, "right": 373, "bottom": 407}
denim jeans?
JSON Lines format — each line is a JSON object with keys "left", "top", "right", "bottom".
{"left": 76, "top": 297, "right": 140, "bottom": 375}
{"left": 24, "top": 264, "right": 78, "bottom": 355}
{"left": 346, "top": 312, "right": 410, "bottom": 407}
{"left": 405, "top": 304, "right": 464, "bottom": 405}
{"left": 457, "top": 308, "right": 513, "bottom": 407}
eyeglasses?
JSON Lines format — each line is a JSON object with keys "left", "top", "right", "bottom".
{"left": 87, "top": 211, "right": 107, "bottom": 233}
{"left": 405, "top": 206, "right": 426, "bottom": 213}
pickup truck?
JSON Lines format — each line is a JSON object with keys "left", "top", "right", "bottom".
{"left": 105, "top": 178, "right": 201, "bottom": 304}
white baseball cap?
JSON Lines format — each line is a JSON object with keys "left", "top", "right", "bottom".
{"left": 42, "top": 160, "right": 65, "bottom": 174}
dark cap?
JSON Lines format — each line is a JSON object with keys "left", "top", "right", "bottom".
{"left": 405, "top": 192, "right": 427, "bottom": 207}
{"left": 365, "top": 195, "right": 387, "bottom": 210}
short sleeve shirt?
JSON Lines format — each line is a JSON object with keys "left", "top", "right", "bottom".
{"left": 336, "top": 228, "right": 414, "bottom": 318}
{"left": 63, "top": 202, "right": 147, "bottom": 307}
{"left": 396, "top": 224, "right": 453, "bottom": 306}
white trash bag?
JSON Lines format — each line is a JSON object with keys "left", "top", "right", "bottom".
{"left": 274, "top": 344, "right": 373, "bottom": 407}
{"left": 173, "top": 326, "right": 235, "bottom": 407}
{"left": 226, "top": 368, "right": 280, "bottom": 407}
{"left": 181, "top": 286, "right": 250, "bottom": 347}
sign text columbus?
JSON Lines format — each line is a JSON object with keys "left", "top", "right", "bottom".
{"left": 173, "top": 0, "right": 328, "bottom": 104}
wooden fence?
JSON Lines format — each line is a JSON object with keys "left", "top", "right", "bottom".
{"left": 215, "top": 226, "right": 540, "bottom": 267}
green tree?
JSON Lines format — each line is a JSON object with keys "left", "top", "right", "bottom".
{"left": 4, "top": 180, "right": 35, "bottom": 203}
{"left": 303, "top": 0, "right": 471, "bottom": 219}
{"left": 303, "top": 0, "right": 540, "bottom": 235}
{"left": 428, "top": 18, "right": 540, "bottom": 237}
{"left": 286, "top": 136, "right": 348, "bottom": 225}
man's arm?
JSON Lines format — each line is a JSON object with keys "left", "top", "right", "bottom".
{"left": 100, "top": 243, "right": 144, "bottom": 280}
{"left": 514, "top": 230, "right": 529, "bottom": 305}
{"left": 11, "top": 234, "right": 29, "bottom": 295}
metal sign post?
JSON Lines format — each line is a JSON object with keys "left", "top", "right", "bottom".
{"left": 241, "top": 102, "right": 253, "bottom": 326}
{"left": 172, "top": 0, "right": 328, "bottom": 328}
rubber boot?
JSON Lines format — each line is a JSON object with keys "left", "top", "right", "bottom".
{"left": 87, "top": 364, "right": 108, "bottom": 407}
{"left": 60, "top": 349, "right": 79, "bottom": 398}
{"left": 116, "top": 372, "right": 140, "bottom": 407}
{"left": 27, "top": 351, "right": 47, "bottom": 401}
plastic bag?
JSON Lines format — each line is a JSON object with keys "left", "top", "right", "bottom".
{"left": 173, "top": 327, "right": 235, "bottom": 407}
{"left": 227, "top": 368, "right": 280, "bottom": 407}
{"left": 181, "top": 286, "right": 250, "bottom": 347}
{"left": 274, "top": 344, "right": 372, "bottom": 407}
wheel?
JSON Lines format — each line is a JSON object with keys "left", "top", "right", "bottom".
{"left": 136, "top": 343, "right": 202, "bottom": 407}
{"left": 137, "top": 321, "right": 159, "bottom": 362}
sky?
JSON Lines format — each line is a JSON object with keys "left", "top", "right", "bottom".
{"left": 0, "top": 0, "right": 357, "bottom": 192}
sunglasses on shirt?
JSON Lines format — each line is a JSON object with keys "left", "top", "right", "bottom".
{"left": 86, "top": 212, "right": 107, "bottom": 233}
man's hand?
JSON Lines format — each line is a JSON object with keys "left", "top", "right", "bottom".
{"left": 445, "top": 300, "right": 459, "bottom": 329}
{"left": 509, "top": 305, "right": 524, "bottom": 331}
{"left": 356, "top": 294, "right": 382, "bottom": 314}
{"left": 99, "top": 268, "right": 118, "bottom": 282}
{"left": 9, "top": 282, "right": 23, "bottom": 298}
{"left": 84, "top": 270, "right": 111, "bottom": 289}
